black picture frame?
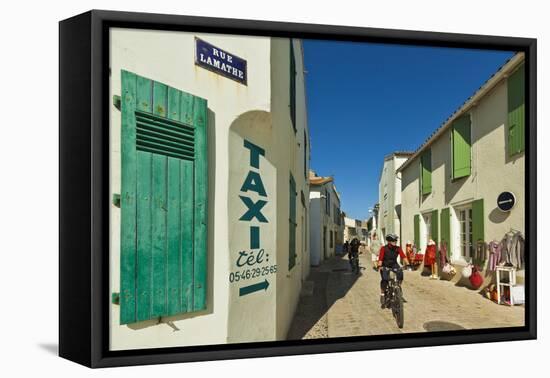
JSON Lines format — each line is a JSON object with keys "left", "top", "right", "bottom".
{"left": 59, "top": 9, "right": 537, "bottom": 368}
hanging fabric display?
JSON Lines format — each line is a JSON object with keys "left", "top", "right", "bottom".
{"left": 500, "top": 230, "right": 525, "bottom": 269}
{"left": 488, "top": 240, "right": 502, "bottom": 271}
{"left": 473, "top": 240, "right": 488, "bottom": 268}
{"left": 424, "top": 240, "right": 437, "bottom": 266}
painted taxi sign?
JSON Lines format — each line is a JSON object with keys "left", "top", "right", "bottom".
{"left": 195, "top": 38, "right": 247, "bottom": 85}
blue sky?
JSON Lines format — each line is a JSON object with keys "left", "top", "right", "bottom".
{"left": 303, "top": 40, "right": 513, "bottom": 220}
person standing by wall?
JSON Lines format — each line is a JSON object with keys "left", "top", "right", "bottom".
{"left": 370, "top": 233, "right": 382, "bottom": 271}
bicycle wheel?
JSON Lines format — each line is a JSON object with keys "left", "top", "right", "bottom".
{"left": 394, "top": 286, "right": 404, "bottom": 328}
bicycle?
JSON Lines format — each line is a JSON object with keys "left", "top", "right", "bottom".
{"left": 379, "top": 266, "right": 405, "bottom": 328}
{"left": 349, "top": 252, "right": 360, "bottom": 274}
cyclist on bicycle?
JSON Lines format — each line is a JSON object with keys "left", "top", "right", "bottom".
{"left": 349, "top": 238, "right": 360, "bottom": 269}
{"left": 377, "top": 234, "right": 409, "bottom": 307}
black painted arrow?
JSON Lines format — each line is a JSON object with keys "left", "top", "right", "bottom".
{"left": 239, "top": 279, "right": 270, "bottom": 296}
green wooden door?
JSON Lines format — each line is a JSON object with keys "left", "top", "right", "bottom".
{"left": 413, "top": 214, "right": 420, "bottom": 248}
{"left": 120, "top": 70, "right": 208, "bottom": 325}
{"left": 440, "top": 208, "right": 451, "bottom": 258}
{"left": 431, "top": 209, "right": 438, "bottom": 246}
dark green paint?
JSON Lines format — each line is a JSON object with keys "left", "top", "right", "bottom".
{"left": 243, "top": 140, "right": 265, "bottom": 169}
{"left": 119, "top": 70, "right": 208, "bottom": 324}
{"left": 113, "top": 95, "right": 121, "bottom": 110}
{"left": 112, "top": 193, "right": 121, "bottom": 208}
{"left": 238, "top": 196, "right": 268, "bottom": 223}
{"left": 250, "top": 226, "right": 260, "bottom": 249}
{"left": 120, "top": 71, "right": 138, "bottom": 325}
{"left": 240, "top": 171, "right": 267, "bottom": 197}
{"left": 181, "top": 161, "right": 194, "bottom": 312}
{"left": 192, "top": 95, "right": 208, "bottom": 311}
{"left": 239, "top": 280, "right": 269, "bottom": 296}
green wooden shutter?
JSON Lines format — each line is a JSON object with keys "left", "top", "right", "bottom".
{"left": 289, "top": 39, "right": 297, "bottom": 132}
{"left": 440, "top": 208, "right": 451, "bottom": 258}
{"left": 508, "top": 64, "right": 525, "bottom": 156}
{"left": 304, "top": 131, "right": 307, "bottom": 178}
{"left": 431, "top": 209, "right": 438, "bottom": 246}
{"left": 120, "top": 70, "right": 208, "bottom": 324}
{"left": 413, "top": 214, "right": 420, "bottom": 248}
{"left": 452, "top": 114, "right": 471, "bottom": 179}
{"left": 472, "top": 199, "right": 485, "bottom": 245}
{"left": 289, "top": 173, "right": 297, "bottom": 270}
{"left": 420, "top": 149, "right": 432, "bottom": 195}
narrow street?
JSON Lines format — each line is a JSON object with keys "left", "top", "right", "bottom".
{"left": 287, "top": 252, "right": 524, "bottom": 339}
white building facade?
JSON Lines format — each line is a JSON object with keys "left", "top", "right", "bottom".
{"left": 109, "top": 29, "right": 310, "bottom": 349}
{"left": 378, "top": 152, "right": 413, "bottom": 244}
{"left": 399, "top": 54, "right": 525, "bottom": 274}
{"left": 309, "top": 172, "right": 344, "bottom": 266}
{"left": 344, "top": 217, "right": 369, "bottom": 243}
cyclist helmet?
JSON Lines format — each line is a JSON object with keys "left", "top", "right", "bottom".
{"left": 385, "top": 233, "right": 399, "bottom": 242}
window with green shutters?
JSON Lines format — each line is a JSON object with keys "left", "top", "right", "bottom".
{"left": 119, "top": 70, "right": 208, "bottom": 325}
{"left": 289, "top": 173, "right": 297, "bottom": 270}
{"left": 507, "top": 64, "right": 525, "bottom": 156}
{"left": 452, "top": 114, "right": 472, "bottom": 179}
{"left": 289, "top": 39, "right": 297, "bottom": 133}
{"left": 440, "top": 208, "right": 451, "bottom": 258}
{"left": 420, "top": 149, "right": 432, "bottom": 195}
{"left": 414, "top": 214, "right": 420, "bottom": 248}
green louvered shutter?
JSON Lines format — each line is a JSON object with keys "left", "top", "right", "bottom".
{"left": 472, "top": 199, "right": 485, "bottom": 246}
{"left": 440, "top": 208, "right": 451, "bottom": 258}
{"left": 420, "top": 149, "right": 432, "bottom": 195}
{"left": 431, "top": 209, "right": 438, "bottom": 246}
{"left": 120, "top": 70, "right": 208, "bottom": 325}
{"left": 289, "top": 173, "right": 297, "bottom": 270}
{"left": 289, "top": 39, "right": 297, "bottom": 132}
{"left": 508, "top": 64, "right": 525, "bottom": 156}
{"left": 414, "top": 214, "right": 420, "bottom": 248}
{"left": 452, "top": 114, "right": 472, "bottom": 179}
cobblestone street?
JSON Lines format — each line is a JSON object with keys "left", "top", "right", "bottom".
{"left": 287, "top": 252, "right": 524, "bottom": 339}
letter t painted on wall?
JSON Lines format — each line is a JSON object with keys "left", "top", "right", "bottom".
{"left": 243, "top": 140, "right": 265, "bottom": 169}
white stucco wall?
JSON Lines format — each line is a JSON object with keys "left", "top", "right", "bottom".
{"left": 309, "top": 190, "right": 322, "bottom": 266}
{"left": 109, "top": 29, "right": 309, "bottom": 350}
{"left": 309, "top": 182, "right": 343, "bottom": 266}
{"left": 400, "top": 71, "right": 525, "bottom": 265}
{"left": 378, "top": 155, "right": 410, "bottom": 243}
{"left": 271, "top": 38, "right": 310, "bottom": 339}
